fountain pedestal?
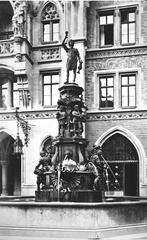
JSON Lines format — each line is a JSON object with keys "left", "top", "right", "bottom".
{"left": 35, "top": 83, "right": 103, "bottom": 202}
{"left": 35, "top": 171, "right": 102, "bottom": 202}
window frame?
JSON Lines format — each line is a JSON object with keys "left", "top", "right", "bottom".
{"left": 99, "top": 11, "right": 114, "bottom": 48}
{"left": 120, "top": 8, "right": 136, "bottom": 46}
{"left": 12, "top": 81, "right": 20, "bottom": 108}
{"left": 96, "top": 5, "right": 138, "bottom": 48}
{"left": 41, "top": 3, "right": 60, "bottom": 44}
{"left": 42, "top": 20, "right": 59, "bottom": 43}
{"left": 42, "top": 71, "right": 60, "bottom": 107}
{"left": 0, "top": 79, "right": 19, "bottom": 109}
{"left": 99, "top": 75, "right": 114, "bottom": 109}
{"left": 120, "top": 73, "right": 137, "bottom": 109}
{"left": 0, "top": 80, "right": 8, "bottom": 108}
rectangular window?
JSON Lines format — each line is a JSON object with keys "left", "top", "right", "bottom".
{"left": 121, "top": 74, "right": 136, "bottom": 108}
{"left": 1, "top": 81, "right": 8, "bottom": 108}
{"left": 53, "top": 22, "right": 59, "bottom": 41}
{"left": 42, "top": 72, "right": 59, "bottom": 106}
{"left": 99, "top": 12, "right": 114, "bottom": 47}
{"left": 99, "top": 76, "right": 114, "bottom": 108}
{"left": 12, "top": 82, "right": 20, "bottom": 108}
{"left": 43, "top": 21, "right": 59, "bottom": 42}
{"left": 121, "top": 9, "right": 136, "bottom": 45}
{"left": 43, "top": 23, "right": 50, "bottom": 42}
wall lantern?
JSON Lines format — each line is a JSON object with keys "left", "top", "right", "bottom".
{"left": 13, "top": 107, "right": 31, "bottom": 154}
{"left": 13, "top": 135, "right": 23, "bottom": 155}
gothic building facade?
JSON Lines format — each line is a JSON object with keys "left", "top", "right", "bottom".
{"left": 0, "top": 0, "right": 147, "bottom": 198}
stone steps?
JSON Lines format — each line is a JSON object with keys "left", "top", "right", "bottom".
{"left": 102, "top": 232, "right": 147, "bottom": 239}
{"left": 0, "top": 233, "right": 147, "bottom": 240}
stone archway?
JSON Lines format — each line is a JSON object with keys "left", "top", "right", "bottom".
{"left": 101, "top": 133, "right": 139, "bottom": 196}
{"left": 0, "top": 131, "right": 21, "bottom": 196}
{"left": 95, "top": 126, "right": 146, "bottom": 196}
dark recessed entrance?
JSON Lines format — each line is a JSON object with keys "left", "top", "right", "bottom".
{"left": 0, "top": 131, "right": 21, "bottom": 196}
{"left": 102, "top": 133, "right": 139, "bottom": 196}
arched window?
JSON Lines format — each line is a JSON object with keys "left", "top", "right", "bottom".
{"left": 102, "top": 133, "right": 139, "bottom": 196}
{"left": 42, "top": 2, "right": 60, "bottom": 43}
{"left": 0, "top": 2, "right": 13, "bottom": 40}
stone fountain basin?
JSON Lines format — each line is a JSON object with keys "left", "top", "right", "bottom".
{"left": 0, "top": 199, "right": 147, "bottom": 239}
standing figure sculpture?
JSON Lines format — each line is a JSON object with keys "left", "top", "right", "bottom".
{"left": 13, "top": 2, "right": 25, "bottom": 36}
{"left": 56, "top": 105, "right": 67, "bottom": 137}
{"left": 72, "top": 104, "right": 83, "bottom": 137}
{"left": 87, "top": 146, "right": 104, "bottom": 191}
{"left": 34, "top": 150, "right": 51, "bottom": 191}
{"left": 62, "top": 32, "right": 83, "bottom": 83}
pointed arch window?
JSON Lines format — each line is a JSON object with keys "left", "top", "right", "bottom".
{"left": 42, "top": 2, "right": 60, "bottom": 43}
{"left": 102, "top": 133, "right": 139, "bottom": 196}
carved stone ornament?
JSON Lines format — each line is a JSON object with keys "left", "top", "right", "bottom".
{"left": 56, "top": 83, "right": 87, "bottom": 138}
{"left": 87, "top": 111, "right": 147, "bottom": 121}
{"left": 86, "top": 47, "right": 147, "bottom": 60}
{"left": 1, "top": 110, "right": 147, "bottom": 122}
{"left": 41, "top": 47, "right": 60, "bottom": 61}
{"left": 0, "top": 41, "right": 14, "bottom": 54}
{"left": 42, "top": 2, "right": 59, "bottom": 21}
{"left": 86, "top": 55, "right": 147, "bottom": 72}
{"left": 12, "top": 0, "right": 26, "bottom": 36}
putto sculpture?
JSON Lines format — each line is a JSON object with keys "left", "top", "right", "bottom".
{"left": 34, "top": 150, "right": 52, "bottom": 191}
{"left": 62, "top": 31, "right": 83, "bottom": 83}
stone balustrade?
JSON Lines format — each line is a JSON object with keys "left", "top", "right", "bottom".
{"left": 0, "top": 39, "right": 14, "bottom": 55}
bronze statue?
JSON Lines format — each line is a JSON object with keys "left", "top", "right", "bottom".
{"left": 87, "top": 146, "right": 104, "bottom": 191}
{"left": 56, "top": 105, "right": 67, "bottom": 137}
{"left": 62, "top": 150, "right": 77, "bottom": 172}
{"left": 34, "top": 150, "right": 51, "bottom": 190}
{"left": 62, "top": 32, "right": 82, "bottom": 83}
{"left": 72, "top": 104, "right": 83, "bottom": 137}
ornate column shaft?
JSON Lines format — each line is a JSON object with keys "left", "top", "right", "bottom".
{"left": 1, "top": 161, "right": 8, "bottom": 196}
{"left": 114, "top": 8, "right": 120, "bottom": 47}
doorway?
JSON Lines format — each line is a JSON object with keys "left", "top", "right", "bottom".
{"left": 0, "top": 131, "right": 21, "bottom": 196}
{"left": 102, "top": 133, "right": 139, "bottom": 196}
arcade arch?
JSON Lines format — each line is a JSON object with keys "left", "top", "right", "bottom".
{"left": 95, "top": 127, "right": 144, "bottom": 196}
{"left": 0, "top": 131, "right": 21, "bottom": 196}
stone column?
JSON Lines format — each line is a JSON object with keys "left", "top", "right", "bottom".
{"left": 1, "top": 161, "right": 8, "bottom": 196}
{"left": 114, "top": 8, "right": 120, "bottom": 47}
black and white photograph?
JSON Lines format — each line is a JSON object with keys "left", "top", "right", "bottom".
{"left": 0, "top": 0, "right": 146, "bottom": 239}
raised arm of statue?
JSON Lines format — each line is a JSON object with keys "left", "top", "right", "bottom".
{"left": 62, "top": 31, "right": 69, "bottom": 52}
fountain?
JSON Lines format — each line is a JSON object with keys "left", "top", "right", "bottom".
{"left": 34, "top": 82, "right": 105, "bottom": 202}
{"left": 34, "top": 32, "right": 105, "bottom": 202}
{"left": 0, "top": 33, "right": 147, "bottom": 240}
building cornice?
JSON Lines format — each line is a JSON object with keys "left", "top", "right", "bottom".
{"left": 86, "top": 45, "right": 147, "bottom": 60}
{"left": 0, "top": 109, "right": 57, "bottom": 121}
{"left": 1, "top": 109, "right": 147, "bottom": 122}
{"left": 87, "top": 110, "right": 147, "bottom": 121}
